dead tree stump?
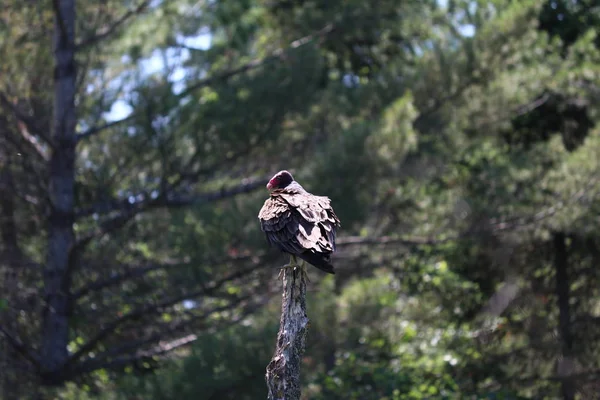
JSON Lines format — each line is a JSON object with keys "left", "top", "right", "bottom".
{"left": 265, "top": 267, "right": 309, "bottom": 400}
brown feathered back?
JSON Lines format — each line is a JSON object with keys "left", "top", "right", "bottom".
{"left": 258, "top": 182, "right": 340, "bottom": 274}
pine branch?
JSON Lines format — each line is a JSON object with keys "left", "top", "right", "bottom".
{"left": 74, "top": 176, "right": 268, "bottom": 249}
{"left": 336, "top": 178, "right": 600, "bottom": 250}
{"left": 177, "top": 24, "right": 334, "bottom": 99}
{"left": 76, "top": 175, "right": 268, "bottom": 219}
{"left": 413, "top": 78, "right": 476, "bottom": 130}
{"left": 73, "top": 296, "right": 262, "bottom": 377}
{"left": 67, "top": 264, "right": 263, "bottom": 365}
{"left": 76, "top": 24, "right": 334, "bottom": 141}
{"left": 265, "top": 267, "right": 309, "bottom": 400}
{"left": 170, "top": 105, "right": 284, "bottom": 190}
{"left": 76, "top": 0, "right": 152, "bottom": 50}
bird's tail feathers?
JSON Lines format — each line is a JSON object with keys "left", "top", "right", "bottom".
{"left": 298, "top": 252, "right": 335, "bottom": 274}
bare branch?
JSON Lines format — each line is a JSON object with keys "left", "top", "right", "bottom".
{"left": 489, "top": 174, "right": 600, "bottom": 231}
{"left": 74, "top": 334, "right": 197, "bottom": 376}
{"left": 75, "top": 174, "right": 267, "bottom": 223}
{"left": 469, "top": 92, "right": 553, "bottom": 133}
{"left": 414, "top": 78, "right": 477, "bottom": 130}
{"left": 0, "top": 325, "right": 40, "bottom": 368}
{"left": 76, "top": 0, "right": 152, "bottom": 50}
{"left": 161, "top": 176, "right": 267, "bottom": 208}
{"left": 337, "top": 175, "right": 600, "bottom": 249}
{"left": 0, "top": 251, "right": 42, "bottom": 270}
{"left": 336, "top": 235, "right": 450, "bottom": 247}
{"left": 76, "top": 115, "right": 135, "bottom": 142}
{"left": 77, "top": 104, "right": 282, "bottom": 219}
{"left": 73, "top": 300, "right": 263, "bottom": 377}
{"left": 76, "top": 295, "right": 257, "bottom": 373}
{"left": 0, "top": 131, "right": 48, "bottom": 192}
{"left": 67, "top": 263, "right": 263, "bottom": 365}
{"left": 513, "top": 92, "right": 550, "bottom": 116}
{"left": 15, "top": 121, "right": 50, "bottom": 161}
{"left": 177, "top": 24, "right": 335, "bottom": 99}
{"left": 171, "top": 105, "right": 284, "bottom": 190}
{"left": 72, "top": 176, "right": 267, "bottom": 255}
{"left": 73, "top": 253, "right": 260, "bottom": 301}
{"left": 72, "top": 261, "right": 180, "bottom": 300}
{"left": 0, "top": 91, "right": 51, "bottom": 146}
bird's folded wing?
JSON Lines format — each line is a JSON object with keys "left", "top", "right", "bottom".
{"left": 279, "top": 193, "right": 339, "bottom": 224}
{"left": 259, "top": 197, "right": 303, "bottom": 254}
{"left": 259, "top": 193, "right": 340, "bottom": 256}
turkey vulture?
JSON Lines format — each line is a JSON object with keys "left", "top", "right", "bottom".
{"left": 258, "top": 170, "right": 341, "bottom": 274}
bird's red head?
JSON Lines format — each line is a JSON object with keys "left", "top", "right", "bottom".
{"left": 267, "top": 170, "right": 294, "bottom": 191}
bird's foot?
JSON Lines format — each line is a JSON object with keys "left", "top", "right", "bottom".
{"left": 277, "top": 262, "right": 310, "bottom": 283}
{"left": 296, "top": 261, "right": 310, "bottom": 283}
{"left": 278, "top": 263, "right": 295, "bottom": 280}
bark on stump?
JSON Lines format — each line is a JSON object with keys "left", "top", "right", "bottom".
{"left": 265, "top": 267, "right": 309, "bottom": 400}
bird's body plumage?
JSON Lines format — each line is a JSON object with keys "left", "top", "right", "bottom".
{"left": 258, "top": 172, "right": 340, "bottom": 274}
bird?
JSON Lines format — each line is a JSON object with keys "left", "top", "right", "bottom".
{"left": 258, "top": 170, "right": 341, "bottom": 276}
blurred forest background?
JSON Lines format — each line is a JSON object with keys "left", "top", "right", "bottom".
{"left": 0, "top": 0, "right": 599, "bottom": 399}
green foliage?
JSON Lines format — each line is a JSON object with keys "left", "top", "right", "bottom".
{"left": 115, "top": 320, "right": 277, "bottom": 400}
{"left": 1, "top": 0, "right": 600, "bottom": 398}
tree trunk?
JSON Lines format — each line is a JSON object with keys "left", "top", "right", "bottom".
{"left": 265, "top": 268, "right": 309, "bottom": 400}
{"left": 0, "top": 156, "right": 23, "bottom": 400}
{"left": 553, "top": 232, "right": 575, "bottom": 400}
{"left": 41, "top": 0, "right": 77, "bottom": 384}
